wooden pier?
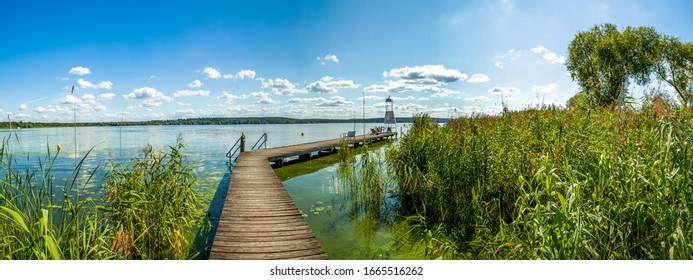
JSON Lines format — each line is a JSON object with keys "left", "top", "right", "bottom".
{"left": 209, "top": 132, "right": 396, "bottom": 260}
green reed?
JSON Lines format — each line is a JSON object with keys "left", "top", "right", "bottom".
{"left": 388, "top": 105, "right": 693, "bottom": 259}
{"left": 0, "top": 135, "right": 207, "bottom": 259}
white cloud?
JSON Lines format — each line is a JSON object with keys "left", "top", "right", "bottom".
{"left": 488, "top": 86, "right": 521, "bottom": 95}
{"left": 383, "top": 65, "right": 467, "bottom": 83}
{"left": 174, "top": 109, "right": 196, "bottom": 116}
{"left": 531, "top": 45, "right": 566, "bottom": 64}
{"left": 188, "top": 79, "right": 203, "bottom": 88}
{"left": 358, "top": 95, "right": 385, "bottom": 101}
{"left": 532, "top": 83, "right": 560, "bottom": 94}
{"left": 19, "top": 104, "right": 27, "bottom": 110}
{"left": 390, "top": 96, "right": 416, "bottom": 101}
{"left": 508, "top": 49, "right": 516, "bottom": 54}
{"left": 431, "top": 88, "right": 463, "bottom": 98}
{"left": 260, "top": 78, "right": 307, "bottom": 95}
{"left": 176, "top": 102, "right": 191, "bottom": 106}
{"left": 531, "top": 46, "right": 549, "bottom": 54}
{"left": 288, "top": 97, "right": 327, "bottom": 103}
{"left": 464, "top": 96, "right": 492, "bottom": 102}
{"left": 77, "top": 78, "right": 113, "bottom": 90}
{"left": 467, "top": 73, "right": 490, "bottom": 83}
{"left": 98, "top": 93, "right": 115, "bottom": 100}
{"left": 223, "top": 70, "right": 257, "bottom": 79}
{"left": 68, "top": 66, "right": 91, "bottom": 75}
{"left": 124, "top": 87, "right": 173, "bottom": 107}
{"left": 249, "top": 91, "right": 279, "bottom": 104}
{"left": 365, "top": 79, "right": 460, "bottom": 96}
{"left": 316, "top": 96, "right": 353, "bottom": 107}
{"left": 418, "top": 97, "right": 431, "bottom": 101}
{"left": 495, "top": 61, "right": 504, "bottom": 69}
{"left": 217, "top": 91, "right": 250, "bottom": 100}
{"left": 317, "top": 54, "right": 339, "bottom": 65}
{"left": 202, "top": 67, "right": 222, "bottom": 79}
{"left": 235, "top": 70, "right": 256, "bottom": 80}
{"left": 173, "top": 89, "right": 210, "bottom": 97}
{"left": 305, "top": 76, "right": 360, "bottom": 94}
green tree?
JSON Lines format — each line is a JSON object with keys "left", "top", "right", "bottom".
{"left": 566, "top": 23, "right": 662, "bottom": 107}
{"left": 655, "top": 37, "right": 693, "bottom": 107}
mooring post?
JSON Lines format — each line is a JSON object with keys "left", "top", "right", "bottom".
{"left": 240, "top": 132, "right": 246, "bottom": 153}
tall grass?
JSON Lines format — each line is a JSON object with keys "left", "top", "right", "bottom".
{"left": 0, "top": 135, "right": 114, "bottom": 259}
{"left": 387, "top": 104, "right": 693, "bottom": 259}
{"left": 0, "top": 134, "right": 207, "bottom": 259}
{"left": 103, "top": 142, "right": 205, "bottom": 259}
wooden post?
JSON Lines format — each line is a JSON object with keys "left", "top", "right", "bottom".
{"left": 240, "top": 133, "right": 245, "bottom": 153}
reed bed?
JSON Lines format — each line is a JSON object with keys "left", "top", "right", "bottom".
{"left": 387, "top": 105, "right": 693, "bottom": 259}
{"left": 0, "top": 135, "right": 206, "bottom": 259}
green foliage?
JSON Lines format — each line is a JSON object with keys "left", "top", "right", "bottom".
{"left": 103, "top": 142, "right": 204, "bottom": 259}
{"left": 566, "top": 23, "right": 663, "bottom": 107}
{"left": 655, "top": 36, "right": 693, "bottom": 107}
{"left": 388, "top": 107, "right": 693, "bottom": 259}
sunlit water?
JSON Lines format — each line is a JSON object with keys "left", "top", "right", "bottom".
{"left": 0, "top": 123, "right": 416, "bottom": 259}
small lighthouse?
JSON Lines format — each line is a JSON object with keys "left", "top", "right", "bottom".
{"left": 384, "top": 96, "right": 396, "bottom": 132}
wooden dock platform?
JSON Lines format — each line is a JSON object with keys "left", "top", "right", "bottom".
{"left": 209, "top": 132, "right": 396, "bottom": 260}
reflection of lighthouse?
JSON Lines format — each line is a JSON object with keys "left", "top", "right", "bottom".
{"left": 384, "top": 96, "right": 396, "bottom": 132}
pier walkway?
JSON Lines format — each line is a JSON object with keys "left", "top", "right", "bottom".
{"left": 209, "top": 132, "right": 396, "bottom": 260}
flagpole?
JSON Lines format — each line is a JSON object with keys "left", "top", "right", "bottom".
{"left": 72, "top": 85, "right": 77, "bottom": 166}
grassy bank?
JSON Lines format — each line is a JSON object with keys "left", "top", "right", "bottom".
{"left": 387, "top": 105, "right": 693, "bottom": 259}
{"left": 0, "top": 135, "right": 207, "bottom": 259}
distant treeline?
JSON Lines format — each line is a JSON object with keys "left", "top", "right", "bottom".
{"left": 0, "top": 117, "right": 422, "bottom": 129}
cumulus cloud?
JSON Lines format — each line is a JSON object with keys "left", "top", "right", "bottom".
{"left": 494, "top": 61, "right": 504, "bottom": 69}
{"left": 188, "top": 79, "right": 203, "bottom": 88}
{"left": 390, "top": 96, "right": 416, "bottom": 101}
{"left": 217, "top": 91, "right": 250, "bottom": 100}
{"left": 203, "top": 67, "right": 222, "bottom": 79}
{"left": 316, "top": 96, "right": 353, "bottom": 107}
{"left": 467, "top": 73, "right": 490, "bottom": 83}
{"left": 223, "top": 70, "right": 257, "bottom": 79}
{"left": 259, "top": 78, "right": 307, "bottom": 95}
{"left": 249, "top": 91, "right": 279, "bottom": 104}
{"left": 531, "top": 45, "right": 566, "bottom": 64}
{"left": 173, "top": 109, "right": 196, "bottom": 116}
{"left": 124, "top": 87, "right": 173, "bottom": 107}
{"left": 98, "top": 93, "right": 115, "bottom": 100}
{"left": 177, "top": 102, "right": 191, "bottom": 106}
{"left": 173, "top": 89, "right": 210, "bottom": 97}
{"left": 57, "top": 93, "right": 109, "bottom": 114}
{"left": 288, "top": 97, "right": 327, "bottom": 103}
{"left": 77, "top": 78, "right": 113, "bottom": 90}
{"left": 365, "top": 79, "right": 460, "bottom": 96}
{"left": 317, "top": 54, "right": 339, "bottom": 65}
{"left": 383, "top": 65, "right": 467, "bottom": 83}
{"left": 358, "top": 95, "right": 385, "bottom": 101}
{"left": 305, "top": 76, "right": 360, "bottom": 94}
{"left": 532, "top": 83, "right": 560, "bottom": 94}
{"left": 488, "top": 86, "right": 521, "bottom": 95}
{"left": 19, "top": 104, "right": 27, "bottom": 110}
{"left": 235, "top": 70, "right": 256, "bottom": 79}
{"left": 68, "top": 66, "right": 91, "bottom": 75}
{"left": 464, "top": 96, "right": 492, "bottom": 102}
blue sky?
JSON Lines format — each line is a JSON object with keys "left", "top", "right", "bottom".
{"left": 1, "top": 0, "right": 691, "bottom": 122}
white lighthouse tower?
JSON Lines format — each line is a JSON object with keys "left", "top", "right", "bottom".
{"left": 384, "top": 96, "right": 396, "bottom": 132}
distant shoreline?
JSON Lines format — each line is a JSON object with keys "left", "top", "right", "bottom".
{"left": 0, "top": 116, "right": 426, "bottom": 129}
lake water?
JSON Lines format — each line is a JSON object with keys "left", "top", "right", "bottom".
{"left": 0, "top": 123, "right": 416, "bottom": 259}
